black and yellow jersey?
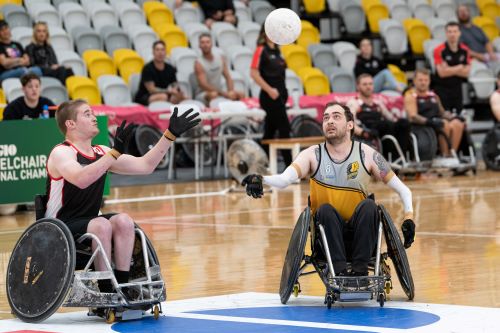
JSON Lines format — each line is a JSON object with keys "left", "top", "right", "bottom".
{"left": 310, "top": 140, "right": 371, "bottom": 220}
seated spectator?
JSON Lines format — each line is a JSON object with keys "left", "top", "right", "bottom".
{"left": 0, "top": 20, "right": 42, "bottom": 82}
{"left": 194, "top": 33, "right": 244, "bottom": 105}
{"left": 25, "top": 22, "right": 74, "bottom": 85}
{"left": 134, "top": 40, "right": 185, "bottom": 106}
{"left": 434, "top": 22, "right": 471, "bottom": 114}
{"left": 2, "top": 73, "right": 55, "bottom": 120}
{"left": 458, "top": 5, "right": 500, "bottom": 67}
{"left": 490, "top": 71, "right": 500, "bottom": 122}
{"left": 346, "top": 73, "right": 411, "bottom": 157}
{"left": 404, "top": 68, "right": 465, "bottom": 157}
{"left": 354, "top": 38, "right": 404, "bottom": 93}
{"left": 196, "top": 0, "right": 237, "bottom": 28}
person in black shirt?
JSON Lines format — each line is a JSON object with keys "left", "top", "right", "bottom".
{"left": 25, "top": 22, "right": 74, "bottom": 84}
{"left": 134, "top": 40, "right": 185, "bottom": 106}
{"left": 2, "top": 73, "right": 55, "bottom": 120}
{"left": 433, "top": 22, "right": 471, "bottom": 114}
{"left": 178, "top": 0, "right": 237, "bottom": 28}
{"left": 354, "top": 39, "right": 404, "bottom": 93}
{"left": 45, "top": 99, "right": 200, "bottom": 293}
{"left": 250, "top": 25, "right": 292, "bottom": 167}
{"left": 0, "top": 20, "right": 42, "bottom": 82}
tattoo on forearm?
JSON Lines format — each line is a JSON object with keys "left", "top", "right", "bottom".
{"left": 373, "top": 151, "right": 391, "bottom": 179}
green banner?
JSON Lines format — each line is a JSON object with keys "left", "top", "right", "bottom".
{"left": 0, "top": 116, "right": 109, "bottom": 204}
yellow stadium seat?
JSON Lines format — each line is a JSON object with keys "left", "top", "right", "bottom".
{"left": 143, "top": 1, "right": 174, "bottom": 30}
{"left": 113, "top": 49, "right": 144, "bottom": 84}
{"left": 365, "top": 3, "right": 389, "bottom": 33}
{"left": 402, "top": 18, "right": 431, "bottom": 55}
{"left": 303, "top": 0, "right": 325, "bottom": 14}
{"left": 473, "top": 16, "right": 499, "bottom": 41}
{"left": 281, "top": 44, "right": 312, "bottom": 74}
{"left": 479, "top": 3, "right": 499, "bottom": 20}
{"left": 82, "top": 50, "right": 117, "bottom": 82}
{"left": 297, "top": 67, "right": 330, "bottom": 96}
{"left": 297, "top": 21, "right": 320, "bottom": 49}
{"left": 0, "top": 88, "right": 5, "bottom": 121}
{"left": 156, "top": 24, "right": 188, "bottom": 55}
{"left": 387, "top": 64, "right": 407, "bottom": 86}
{"left": 0, "top": 0, "right": 22, "bottom": 6}
{"left": 66, "top": 76, "right": 102, "bottom": 105}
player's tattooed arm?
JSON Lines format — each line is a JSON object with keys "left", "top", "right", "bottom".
{"left": 314, "top": 147, "right": 320, "bottom": 162}
{"left": 373, "top": 150, "right": 392, "bottom": 181}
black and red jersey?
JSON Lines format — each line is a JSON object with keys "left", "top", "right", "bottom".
{"left": 251, "top": 43, "right": 287, "bottom": 92}
{"left": 433, "top": 42, "right": 470, "bottom": 87}
{"left": 45, "top": 142, "right": 107, "bottom": 222}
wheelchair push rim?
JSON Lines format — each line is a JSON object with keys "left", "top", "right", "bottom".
{"left": 279, "top": 207, "right": 310, "bottom": 305}
{"left": 379, "top": 205, "right": 415, "bottom": 300}
{"left": 6, "top": 218, "right": 76, "bottom": 323}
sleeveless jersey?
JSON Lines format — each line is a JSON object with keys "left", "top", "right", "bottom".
{"left": 196, "top": 53, "right": 224, "bottom": 95}
{"left": 310, "top": 141, "right": 371, "bottom": 220}
{"left": 45, "top": 142, "right": 107, "bottom": 221}
{"left": 412, "top": 89, "right": 440, "bottom": 119}
{"left": 355, "top": 97, "right": 384, "bottom": 127}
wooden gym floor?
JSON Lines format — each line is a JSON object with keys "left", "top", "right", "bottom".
{"left": 0, "top": 170, "right": 499, "bottom": 319}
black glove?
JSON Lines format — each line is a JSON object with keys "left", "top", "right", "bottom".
{"left": 113, "top": 120, "right": 135, "bottom": 154}
{"left": 426, "top": 117, "right": 444, "bottom": 130}
{"left": 401, "top": 219, "right": 415, "bottom": 249}
{"left": 168, "top": 107, "right": 201, "bottom": 137}
{"left": 241, "top": 174, "right": 263, "bottom": 198}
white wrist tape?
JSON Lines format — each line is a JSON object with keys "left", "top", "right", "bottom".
{"left": 386, "top": 176, "right": 413, "bottom": 216}
{"left": 263, "top": 165, "right": 299, "bottom": 189}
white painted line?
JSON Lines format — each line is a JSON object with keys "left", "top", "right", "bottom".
{"left": 105, "top": 188, "right": 232, "bottom": 204}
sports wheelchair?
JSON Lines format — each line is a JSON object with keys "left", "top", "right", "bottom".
{"left": 279, "top": 204, "right": 414, "bottom": 308}
{"left": 6, "top": 201, "right": 166, "bottom": 323}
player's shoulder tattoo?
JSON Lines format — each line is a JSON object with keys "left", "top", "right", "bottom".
{"left": 373, "top": 150, "right": 391, "bottom": 179}
{"left": 314, "top": 146, "right": 320, "bottom": 162}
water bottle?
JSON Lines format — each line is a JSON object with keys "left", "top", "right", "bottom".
{"left": 41, "top": 105, "right": 49, "bottom": 119}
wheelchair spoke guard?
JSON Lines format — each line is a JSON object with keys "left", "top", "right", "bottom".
{"left": 379, "top": 205, "right": 414, "bottom": 300}
{"left": 279, "top": 207, "right": 310, "bottom": 304}
{"left": 7, "top": 218, "right": 75, "bottom": 322}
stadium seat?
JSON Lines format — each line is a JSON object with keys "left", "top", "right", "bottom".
{"left": 362, "top": 0, "right": 389, "bottom": 33}
{"left": 285, "top": 68, "right": 304, "bottom": 96}
{"left": 237, "top": 21, "right": 260, "bottom": 50}
{"left": 297, "top": 20, "right": 321, "bottom": 49}
{"left": 184, "top": 22, "right": 210, "bottom": 50}
{"left": 127, "top": 24, "right": 158, "bottom": 62}
{"left": 24, "top": 0, "right": 50, "bottom": 15}
{"left": 176, "top": 71, "right": 194, "bottom": 99}
{"left": 1, "top": 78, "right": 22, "bottom": 102}
{"left": 97, "top": 75, "right": 133, "bottom": 106}
{"left": 82, "top": 50, "right": 117, "bottom": 82}
{"left": 248, "top": 0, "right": 275, "bottom": 25}
{"left": 472, "top": 16, "right": 499, "bottom": 41}
{"left": 387, "top": 1, "right": 411, "bottom": 22}
{"left": 469, "top": 60, "right": 495, "bottom": 99}
{"left": 492, "top": 36, "right": 500, "bottom": 52}
{"left": 0, "top": 89, "right": 5, "bottom": 120}
{"left": 112, "top": 49, "right": 144, "bottom": 84}
{"left": 66, "top": 76, "right": 101, "bottom": 105}
{"left": 101, "top": 26, "right": 132, "bottom": 56}
{"left": 155, "top": 24, "right": 188, "bottom": 55}
{"left": 143, "top": 1, "right": 174, "bottom": 32}
{"left": 387, "top": 64, "right": 407, "bottom": 86}
{"left": 308, "top": 43, "right": 337, "bottom": 75}
{"left": 477, "top": 0, "right": 499, "bottom": 21}
{"left": 297, "top": 67, "right": 330, "bottom": 96}
{"left": 339, "top": 0, "right": 366, "bottom": 34}
{"left": 423, "top": 38, "right": 442, "bottom": 72}
{"left": 58, "top": 2, "right": 90, "bottom": 35}
{"left": 49, "top": 26, "right": 73, "bottom": 51}
{"left": 403, "top": 18, "right": 431, "bottom": 55}
{"left": 0, "top": 0, "right": 22, "bottom": 6}
{"left": 115, "top": 1, "right": 146, "bottom": 27}
{"left": 409, "top": 2, "right": 435, "bottom": 23}
{"left": 432, "top": 0, "right": 457, "bottom": 22}
{"left": 326, "top": 0, "right": 341, "bottom": 12}
{"left": 10, "top": 27, "right": 32, "bottom": 48}
{"left": 249, "top": 77, "right": 260, "bottom": 98}
{"left": 226, "top": 70, "right": 248, "bottom": 95}
{"left": 128, "top": 72, "right": 141, "bottom": 99}
{"left": 87, "top": 2, "right": 119, "bottom": 34}
{"left": 332, "top": 41, "right": 357, "bottom": 70}
{"left": 28, "top": 3, "right": 61, "bottom": 27}
{"left": 41, "top": 76, "right": 68, "bottom": 105}
{"left": 281, "top": 44, "right": 312, "bottom": 74}
{"left": 211, "top": 22, "right": 243, "bottom": 54}
{"left": 427, "top": 17, "right": 447, "bottom": 42}
{"left": 234, "top": 0, "right": 252, "bottom": 22}
{"left": 379, "top": 19, "right": 408, "bottom": 55}
{"left": 327, "top": 66, "right": 355, "bottom": 93}
{"left": 170, "top": 47, "right": 198, "bottom": 75}
{"left": 227, "top": 45, "right": 253, "bottom": 77}
{"left": 174, "top": 5, "right": 203, "bottom": 29}
{"left": 1, "top": 5, "right": 31, "bottom": 29}
{"left": 303, "top": 0, "right": 325, "bottom": 14}
{"left": 56, "top": 50, "right": 87, "bottom": 77}
{"left": 72, "top": 26, "right": 103, "bottom": 56}
{"left": 52, "top": 0, "right": 78, "bottom": 9}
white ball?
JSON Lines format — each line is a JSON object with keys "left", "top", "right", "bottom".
{"left": 264, "top": 8, "right": 302, "bottom": 45}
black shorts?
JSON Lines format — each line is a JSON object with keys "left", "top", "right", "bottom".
{"left": 64, "top": 213, "right": 118, "bottom": 239}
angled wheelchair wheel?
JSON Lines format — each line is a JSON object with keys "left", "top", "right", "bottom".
{"left": 279, "top": 207, "right": 310, "bottom": 305}
{"left": 291, "top": 115, "right": 323, "bottom": 137}
{"left": 130, "top": 224, "right": 160, "bottom": 280}
{"left": 127, "top": 125, "right": 169, "bottom": 169}
{"left": 379, "top": 205, "right": 415, "bottom": 300}
{"left": 482, "top": 125, "right": 500, "bottom": 171}
{"left": 411, "top": 125, "right": 437, "bottom": 161}
{"left": 7, "top": 218, "right": 76, "bottom": 322}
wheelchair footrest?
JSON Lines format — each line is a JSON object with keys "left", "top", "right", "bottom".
{"left": 338, "top": 292, "right": 372, "bottom": 302}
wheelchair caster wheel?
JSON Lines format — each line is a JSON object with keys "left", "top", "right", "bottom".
{"left": 153, "top": 305, "right": 160, "bottom": 320}
{"left": 378, "top": 293, "right": 385, "bottom": 307}
{"left": 385, "top": 281, "right": 392, "bottom": 295}
{"left": 105, "top": 309, "right": 115, "bottom": 324}
{"left": 325, "top": 293, "right": 334, "bottom": 309}
{"left": 293, "top": 284, "right": 300, "bottom": 297}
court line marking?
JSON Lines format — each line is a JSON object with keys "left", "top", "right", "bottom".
{"left": 104, "top": 188, "right": 232, "bottom": 204}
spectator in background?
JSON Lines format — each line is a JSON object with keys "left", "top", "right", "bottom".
{"left": 25, "top": 22, "right": 74, "bottom": 85}
{"left": 458, "top": 5, "right": 500, "bottom": 67}
{"left": 2, "top": 73, "right": 55, "bottom": 120}
{"left": 134, "top": 40, "right": 185, "bottom": 106}
{"left": 197, "top": 0, "right": 237, "bottom": 28}
{"left": 354, "top": 38, "right": 404, "bottom": 93}
{"left": 489, "top": 71, "right": 500, "bottom": 122}
{"left": 250, "top": 25, "right": 292, "bottom": 167}
{"left": 0, "top": 20, "right": 42, "bottom": 82}
{"left": 433, "top": 22, "right": 471, "bottom": 114}
{"left": 404, "top": 68, "right": 464, "bottom": 158}
{"left": 194, "top": 33, "right": 244, "bottom": 105}
{"left": 346, "top": 73, "right": 411, "bottom": 156}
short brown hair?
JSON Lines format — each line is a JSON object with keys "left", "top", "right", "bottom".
{"left": 152, "top": 40, "right": 165, "bottom": 50}
{"left": 414, "top": 67, "right": 430, "bottom": 78}
{"left": 356, "top": 73, "right": 373, "bottom": 84}
{"left": 324, "top": 102, "right": 355, "bottom": 136}
{"left": 55, "top": 99, "right": 87, "bottom": 135}
{"left": 20, "top": 72, "right": 40, "bottom": 87}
